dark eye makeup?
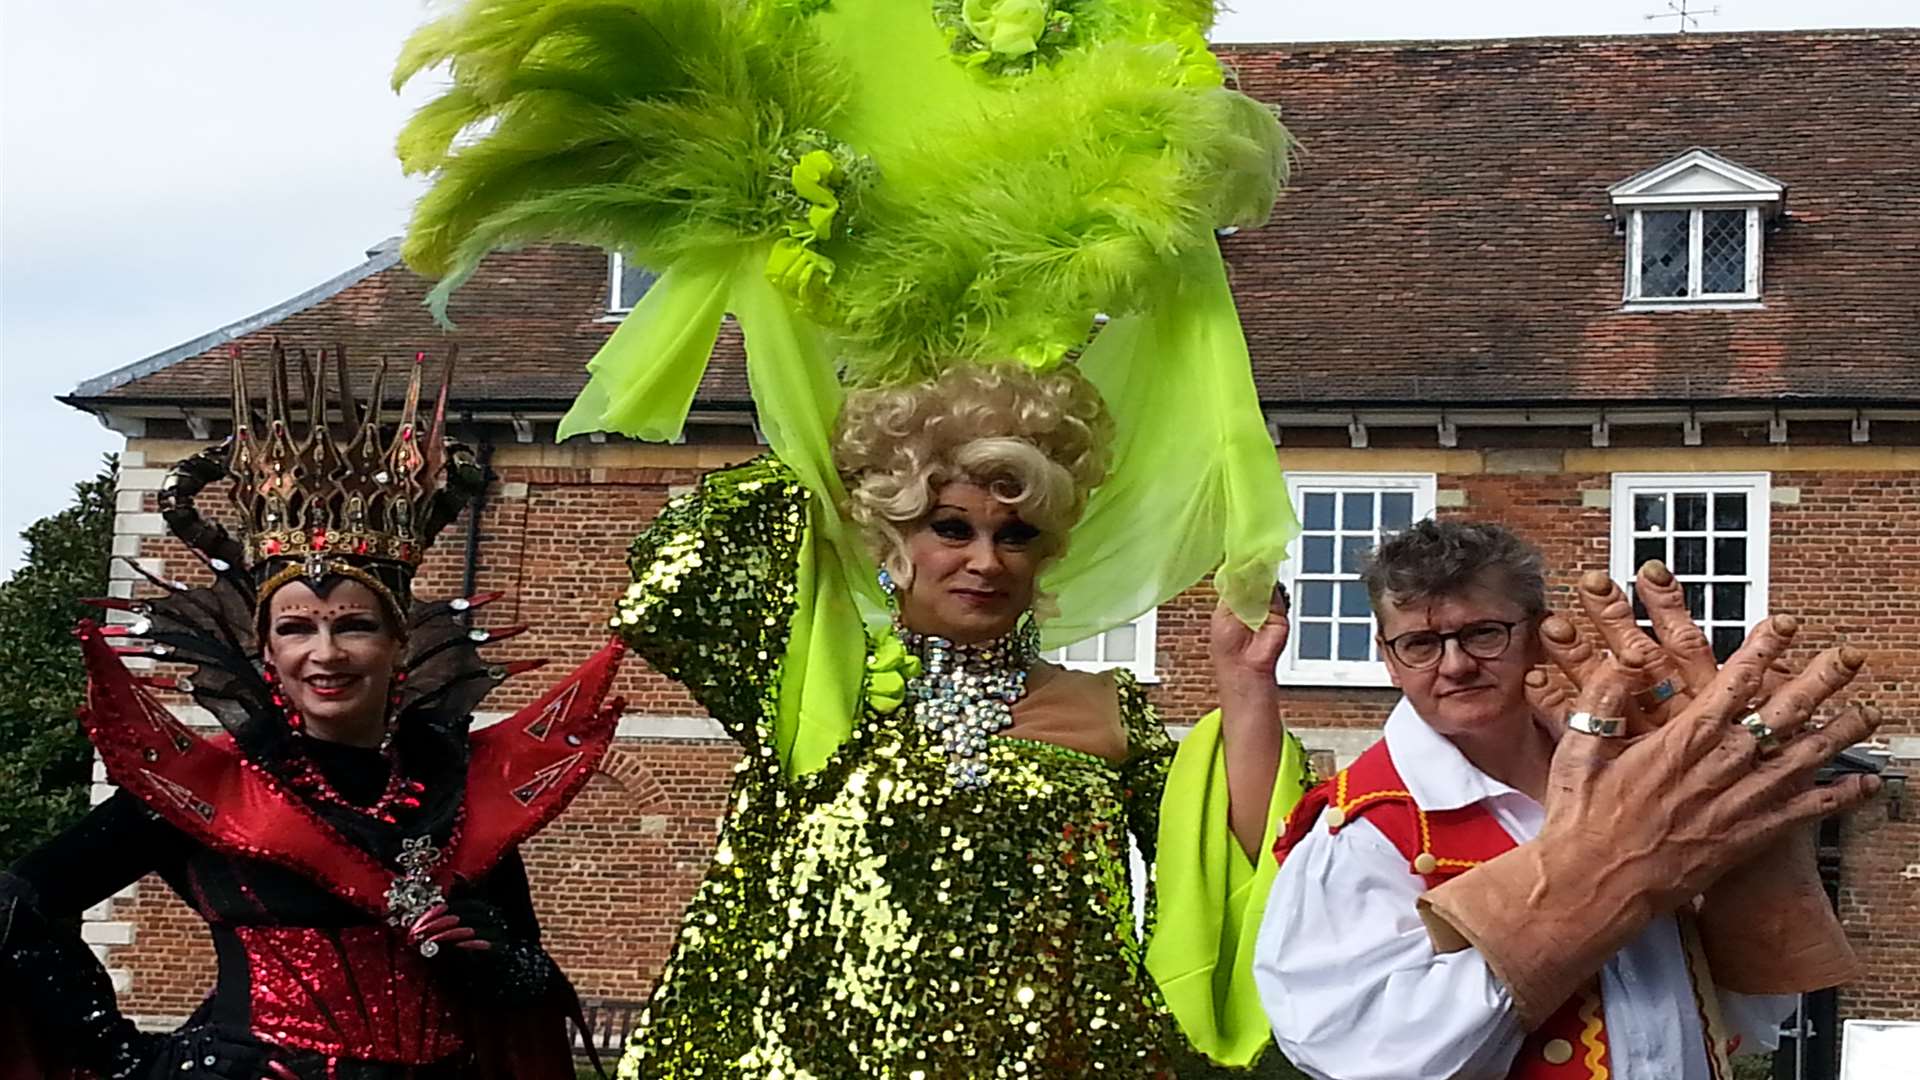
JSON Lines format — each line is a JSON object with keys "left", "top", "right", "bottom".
{"left": 995, "top": 522, "right": 1040, "bottom": 546}
{"left": 930, "top": 518, "right": 974, "bottom": 542}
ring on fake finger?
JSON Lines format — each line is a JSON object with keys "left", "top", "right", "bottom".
{"left": 1738, "top": 712, "right": 1782, "bottom": 754}
{"left": 1567, "top": 711, "right": 1627, "bottom": 738}
{"left": 1633, "top": 677, "right": 1687, "bottom": 709}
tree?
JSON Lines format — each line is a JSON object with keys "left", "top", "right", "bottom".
{"left": 0, "top": 457, "right": 117, "bottom": 866}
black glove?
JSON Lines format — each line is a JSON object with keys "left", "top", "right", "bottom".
{"left": 137, "top": 1026, "right": 299, "bottom": 1080}
{"left": 403, "top": 895, "right": 558, "bottom": 1005}
{"left": 1, "top": 875, "right": 158, "bottom": 1080}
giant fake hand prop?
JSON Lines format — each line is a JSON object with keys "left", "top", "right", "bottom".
{"left": 1529, "top": 564, "right": 1867, "bottom": 993}
{"left": 1417, "top": 616, "right": 1882, "bottom": 1027}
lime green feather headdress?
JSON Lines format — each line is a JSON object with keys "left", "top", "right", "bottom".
{"left": 394, "top": 0, "right": 1297, "bottom": 754}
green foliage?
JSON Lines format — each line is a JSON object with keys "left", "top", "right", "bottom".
{"left": 0, "top": 457, "right": 117, "bottom": 866}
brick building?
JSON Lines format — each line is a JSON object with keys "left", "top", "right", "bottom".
{"left": 57, "top": 29, "right": 1918, "bottom": 1077}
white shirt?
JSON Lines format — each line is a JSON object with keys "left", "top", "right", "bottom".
{"left": 1253, "top": 699, "right": 1793, "bottom": 1080}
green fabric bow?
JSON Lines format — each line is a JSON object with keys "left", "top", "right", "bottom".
{"left": 863, "top": 631, "right": 923, "bottom": 714}
{"left": 961, "top": 0, "right": 1052, "bottom": 57}
{"left": 765, "top": 149, "right": 846, "bottom": 306}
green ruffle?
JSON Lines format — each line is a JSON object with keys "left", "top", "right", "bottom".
{"left": 1148, "top": 710, "right": 1312, "bottom": 1066}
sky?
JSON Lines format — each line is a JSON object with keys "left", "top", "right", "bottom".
{"left": 2, "top": 1, "right": 1913, "bottom": 576}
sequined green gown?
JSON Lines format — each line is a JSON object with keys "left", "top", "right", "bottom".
{"left": 618, "top": 455, "right": 1320, "bottom": 1076}
{"left": 613, "top": 458, "right": 1298, "bottom": 1079}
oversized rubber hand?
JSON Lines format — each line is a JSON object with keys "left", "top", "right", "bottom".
{"left": 1418, "top": 625, "right": 1882, "bottom": 1026}
{"left": 1529, "top": 563, "right": 1795, "bottom": 733}
{"left": 1528, "top": 566, "right": 1867, "bottom": 993}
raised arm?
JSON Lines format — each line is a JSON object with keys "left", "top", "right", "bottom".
{"left": 1210, "top": 585, "right": 1294, "bottom": 861}
{"left": 611, "top": 456, "right": 810, "bottom": 750}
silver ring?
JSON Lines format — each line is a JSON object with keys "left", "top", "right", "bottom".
{"left": 1738, "top": 712, "right": 1781, "bottom": 754}
{"left": 1634, "top": 677, "right": 1684, "bottom": 707}
{"left": 1567, "top": 711, "right": 1627, "bottom": 738}
{"left": 418, "top": 939, "right": 440, "bottom": 959}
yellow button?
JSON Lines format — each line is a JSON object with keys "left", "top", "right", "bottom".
{"left": 1412, "top": 853, "right": 1438, "bottom": 875}
{"left": 1324, "top": 807, "right": 1347, "bottom": 830}
{"left": 1542, "top": 1038, "right": 1574, "bottom": 1065}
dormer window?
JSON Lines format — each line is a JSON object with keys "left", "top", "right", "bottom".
{"left": 609, "top": 252, "right": 658, "bottom": 314}
{"left": 1609, "top": 149, "right": 1784, "bottom": 308}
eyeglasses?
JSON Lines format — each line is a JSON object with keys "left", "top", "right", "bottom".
{"left": 1381, "top": 619, "right": 1526, "bottom": 670}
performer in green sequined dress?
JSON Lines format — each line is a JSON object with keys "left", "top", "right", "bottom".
{"left": 610, "top": 367, "right": 1308, "bottom": 1077}
{"left": 392, "top": 0, "right": 1318, "bottom": 1072}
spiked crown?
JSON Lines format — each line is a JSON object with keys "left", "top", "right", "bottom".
{"left": 157, "top": 341, "right": 480, "bottom": 616}
{"left": 228, "top": 341, "right": 453, "bottom": 569}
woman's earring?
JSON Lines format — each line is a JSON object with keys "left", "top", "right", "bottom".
{"left": 878, "top": 568, "right": 899, "bottom": 605}
{"left": 264, "top": 664, "right": 303, "bottom": 733}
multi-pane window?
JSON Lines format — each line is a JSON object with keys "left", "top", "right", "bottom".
{"left": 608, "top": 253, "right": 658, "bottom": 313}
{"left": 1610, "top": 473, "right": 1771, "bottom": 663}
{"left": 1277, "top": 473, "right": 1437, "bottom": 685}
{"left": 1042, "top": 611, "right": 1157, "bottom": 681}
{"left": 1627, "top": 208, "right": 1760, "bottom": 302}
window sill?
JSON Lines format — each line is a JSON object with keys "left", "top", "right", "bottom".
{"left": 1620, "top": 299, "right": 1764, "bottom": 313}
{"left": 596, "top": 311, "right": 631, "bottom": 324}
{"left": 1275, "top": 666, "right": 1399, "bottom": 689}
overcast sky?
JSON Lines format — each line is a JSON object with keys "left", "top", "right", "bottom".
{"left": 2, "top": 1, "right": 1912, "bottom": 575}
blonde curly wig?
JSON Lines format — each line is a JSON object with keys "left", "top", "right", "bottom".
{"left": 833, "top": 364, "right": 1114, "bottom": 593}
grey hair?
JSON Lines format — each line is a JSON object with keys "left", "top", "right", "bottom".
{"left": 1359, "top": 519, "right": 1549, "bottom": 618}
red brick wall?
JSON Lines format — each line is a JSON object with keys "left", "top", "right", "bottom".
{"left": 106, "top": 449, "right": 1920, "bottom": 1031}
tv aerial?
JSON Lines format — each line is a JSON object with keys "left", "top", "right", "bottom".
{"left": 1645, "top": 0, "right": 1720, "bottom": 32}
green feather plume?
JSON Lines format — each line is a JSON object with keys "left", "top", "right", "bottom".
{"left": 395, "top": 0, "right": 849, "bottom": 316}
{"left": 393, "top": 0, "right": 1288, "bottom": 368}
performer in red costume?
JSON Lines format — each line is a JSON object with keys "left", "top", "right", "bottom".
{"left": 0, "top": 343, "right": 623, "bottom": 1080}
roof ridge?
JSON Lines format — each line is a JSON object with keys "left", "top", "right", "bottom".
{"left": 69, "top": 238, "right": 406, "bottom": 399}
{"left": 1215, "top": 26, "right": 1918, "bottom": 53}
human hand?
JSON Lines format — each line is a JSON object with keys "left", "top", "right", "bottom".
{"left": 1539, "top": 622, "right": 1879, "bottom": 905}
{"left": 1209, "top": 583, "right": 1290, "bottom": 696}
{"left": 405, "top": 899, "right": 499, "bottom": 959}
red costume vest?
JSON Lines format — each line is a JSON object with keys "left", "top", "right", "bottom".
{"left": 1273, "top": 740, "right": 1739, "bottom": 1080}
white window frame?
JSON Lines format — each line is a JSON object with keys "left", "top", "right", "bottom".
{"left": 1042, "top": 609, "right": 1159, "bottom": 683}
{"left": 1276, "top": 472, "right": 1438, "bottom": 688}
{"left": 1624, "top": 206, "right": 1763, "bottom": 305}
{"left": 1608, "top": 472, "right": 1771, "bottom": 661}
{"left": 607, "top": 252, "right": 658, "bottom": 315}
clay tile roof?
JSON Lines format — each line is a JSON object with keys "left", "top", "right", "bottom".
{"left": 1218, "top": 28, "right": 1920, "bottom": 406}
{"left": 67, "top": 29, "right": 1920, "bottom": 415}
{"left": 68, "top": 243, "right": 751, "bottom": 411}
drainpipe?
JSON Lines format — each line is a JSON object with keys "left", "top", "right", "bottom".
{"left": 461, "top": 429, "right": 495, "bottom": 624}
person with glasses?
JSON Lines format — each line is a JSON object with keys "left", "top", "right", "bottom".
{"left": 1249, "top": 518, "right": 1883, "bottom": 1080}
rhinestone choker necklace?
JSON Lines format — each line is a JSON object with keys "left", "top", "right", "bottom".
{"left": 898, "top": 619, "right": 1040, "bottom": 789}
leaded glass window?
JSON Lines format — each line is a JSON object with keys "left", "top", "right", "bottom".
{"left": 1612, "top": 473, "right": 1771, "bottom": 663}
{"left": 1627, "top": 207, "right": 1760, "bottom": 302}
